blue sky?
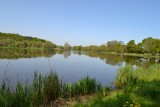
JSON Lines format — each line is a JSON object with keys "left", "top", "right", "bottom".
{"left": 1, "top": 0, "right": 160, "bottom": 46}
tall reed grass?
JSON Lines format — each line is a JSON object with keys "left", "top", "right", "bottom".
{"left": 75, "top": 64, "right": 160, "bottom": 107}
{"left": 115, "top": 64, "right": 160, "bottom": 88}
{"left": 63, "top": 76, "right": 102, "bottom": 98}
{"left": 0, "top": 71, "right": 103, "bottom": 107}
{"left": 114, "top": 64, "right": 160, "bottom": 106}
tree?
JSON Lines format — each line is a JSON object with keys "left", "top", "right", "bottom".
{"left": 56, "top": 46, "right": 64, "bottom": 50}
{"left": 151, "top": 39, "right": 160, "bottom": 54}
{"left": 106, "top": 40, "right": 124, "bottom": 52}
{"left": 64, "top": 42, "right": 71, "bottom": 50}
{"left": 136, "top": 42, "right": 143, "bottom": 53}
{"left": 126, "top": 40, "right": 137, "bottom": 53}
{"left": 99, "top": 44, "right": 107, "bottom": 52}
{"left": 77, "top": 45, "right": 82, "bottom": 50}
{"left": 142, "top": 37, "right": 156, "bottom": 54}
{"left": 0, "top": 32, "right": 56, "bottom": 49}
{"left": 43, "top": 41, "right": 57, "bottom": 50}
{"left": 72, "top": 45, "right": 82, "bottom": 51}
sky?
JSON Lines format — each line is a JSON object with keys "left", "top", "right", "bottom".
{"left": 1, "top": 0, "right": 160, "bottom": 46}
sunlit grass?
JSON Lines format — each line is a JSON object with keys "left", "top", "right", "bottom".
{"left": 63, "top": 76, "right": 102, "bottom": 98}
{"left": 1, "top": 64, "right": 160, "bottom": 107}
{"left": 75, "top": 64, "right": 160, "bottom": 107}
{"left": 0, "top": 72, "right": 103, "bottom": 107}
{"left": 74, "top": 90, "right": 154, "bottom": 107}
{"left": 115, "top": 64, "right": 160, "bottom": 88}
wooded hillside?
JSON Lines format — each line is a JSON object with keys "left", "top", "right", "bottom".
{"left": 0, "top": 32, "right": 56, "bottom": 50}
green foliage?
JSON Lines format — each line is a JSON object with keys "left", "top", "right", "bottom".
{"left": 115, "top": 65, "right": 138, "bottom": 88}
{"left": 64, "top": 42, "right": 71, "bottom": 50}
{"left": 136, "top": 42, "right": 143, "bottom": 53}
{"left": 72, "top": 45, "right": 82, "bottom": 51}
{"left": 56, "top": 45, "right": 64, "bottom": 51}
{"left": 0, "top": 32, "right": 56, "bottom": 50}
{"left": 106, "top": 40, "right": 124, "bottom": 52}
{"left": 81, "top": 45, "right": 100, "bottom": 52}
{"left": 142, "top": 37, "right": 160, "bottom": 54}
{"left": 136, "top": 81, "right": 160, "bottom": 99}
{"left": 75, "top": 91, "right": 153, "bottom": 107}
{"left": 114, "top": 64, "right": 160, "bottom": 106}
{"left": 44, "top": 72, "right": 62, "bottom": 102}
{"left": 72, "top": 37, "right": 160, "bottom": 56}
{"left": 0, "top": 72, "right": 103, "bottom": 107}
{"left": 126, "top": 40, "right": 137, "bottom": 53}
{"left": 63, "top": 76, "right": 102, "bottom": 98}
{"left": 115, "top": 64, "right": 160, "bottom": 88}
{"left": 75, "top": 64, "right": 160, "bottom": 107}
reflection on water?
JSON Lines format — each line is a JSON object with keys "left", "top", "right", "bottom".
{"left": 1, "top": 49, "right": 159, "bottom": 66}
{"left": 80, "top": 52, "right": 159, "bottom": 68}
{"left": 0, "top": 49, "right": 159, "bottom": 87}
{"left": 0, "top": 48, "right": 56, "bottom": 59}
{"left": 63, "top": 51, "right": 71, "bottom": 59}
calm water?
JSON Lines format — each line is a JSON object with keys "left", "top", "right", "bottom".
{"left": 0, "top": 49, "right": 158, "bottom": 87}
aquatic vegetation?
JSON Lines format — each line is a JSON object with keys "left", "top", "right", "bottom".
{"left": 0, "top": 72, "right": 103, "bottom": 107}
{"left": 75, "top": 64, "right": 160, "bottom": 107}
{"left": 62, "top": 76, "right": 102, "bottom": 98}
{"left": 1, "top": 64, "right": 160, "bottom": 107}
{"left": 115, "top": 64, "right": 160, "bottom": 88}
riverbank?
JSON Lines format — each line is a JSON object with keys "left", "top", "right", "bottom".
{"left": 0, "top": 64, "right": 160, "bottom": 107}
{"left": 1, "top": 47, "right": 160, "bottom": 59}
{"left": 0, "top": 71, "right": 107, "bottom": 107}
{"left": 99, "top": 51, "right": 160, "bottom": 58}
{"left": 75, "top": 64, "right": 160, "bottom": 107}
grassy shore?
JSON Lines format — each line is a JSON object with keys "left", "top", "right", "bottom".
{"left": 75, "top": 64, "right": 160, "bottom": 107}
{"left": 0, "top": 64, "right": 160, "bottom": 107}
{"left": 0, "top": 72, "right": 105, "bottom": 107}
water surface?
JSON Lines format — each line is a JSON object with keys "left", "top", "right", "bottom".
{"left": 0, "top": 49, "right": 158, "bottom": 87}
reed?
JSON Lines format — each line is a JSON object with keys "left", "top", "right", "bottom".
{"left": 115, "top": 64, "right": 160, "bottom": 88}
{"left": 63, "top": 76, "right": 102, "bottom": 98}
{"left": 0, "top": 71, "right": 103, "bottom": 107}
{"left": 75, "top": 64, "right": 160, "bottom": 107}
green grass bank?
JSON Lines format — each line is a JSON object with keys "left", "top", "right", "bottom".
{"left": 0, "top": 64, "right": 160, "bottom": 107}
{"left": 75, "top": 64, "right": 160, "bottom": 107}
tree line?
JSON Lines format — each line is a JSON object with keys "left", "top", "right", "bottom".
{"left": 0, "top": 32, "right": 56, "bottom": 50}
{"left": 0, "top": 32, "right": 159, "bottom": 55}
{"left": 72, "top": 37, "right": 160, "bottom": 55}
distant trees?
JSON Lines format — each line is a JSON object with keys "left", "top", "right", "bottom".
{"left": 72, "top": 45, "right": 82, "bottom": 51}
{"left": 136, "top": 42, "right": 143, "bottom": 53}
{"left": 43, "top": 41, "right": 57, "bottom": 50}
{"left": 141, "top": 37, "right": 160, "bottom": 55}
{"left": 1, "top": 32, "right": 160, "bottom": 55}
{"left": 0, "top": 32, "right": 57, "bottom": 50}
{"left": 142, "top": 37, "right": 154, "bottom": 54}
{"left": 99, "top": 44, "right": 107, "bottom": 52}
{"left": 106, "top": 40, "right": 124, "bottom": 52}
{"left": 56, "top": 46, "right": 64, "bottom": 50}
{"left": 71, "top": 37, "right": 160, "bottom": 55}
{"left": 126, "top": 40, "right": 137, "bottom": 53}
{"left": 64, "top": 42, "right": 71, "bottom": 50}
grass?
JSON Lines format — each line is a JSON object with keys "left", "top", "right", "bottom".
{"left": 115, "top": 64, "right": 160, "bottom": 88}
{"left": 1, "top": 64, "right": 160, "bottom": 107}
{"left": 0, "top": 72, "right": 103, "bottom": 107}
{"left": 75, "top": 91, "right": 153, "bottom": 107}
{"left": 75, "top": 64, "right": 160, "bottom": 107}
{"left": 63, "top": 76, "right": 102, "bottom": 98}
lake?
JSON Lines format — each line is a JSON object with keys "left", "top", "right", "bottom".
{"left": 0, "top": 49, "right": 158, "bottom": 87}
